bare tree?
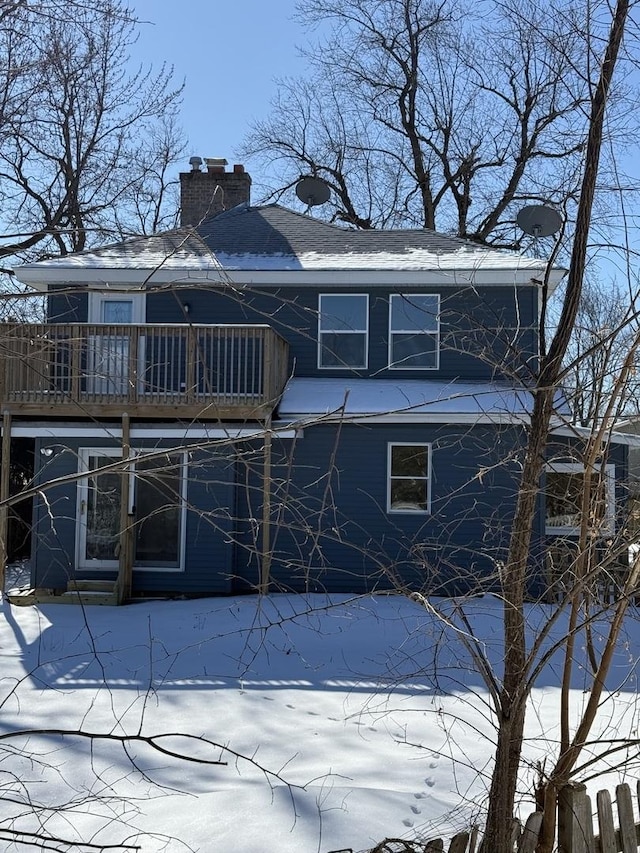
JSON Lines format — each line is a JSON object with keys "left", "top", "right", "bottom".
{"left": 243, "top": 0, "right": 606, "bottom": 245}
{"left": 561, "top": 279, "right": 640, "bottom": 427}
{"left": 244, "top": 1, "right": 640, "bottom": 849}
{"left": 0, "top": 0, "right": 185, "bottom": 272}
{"left": 478, "top": 1, "right": 632, "bottom": 848}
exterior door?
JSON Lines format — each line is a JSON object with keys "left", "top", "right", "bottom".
{"left": 87, "top": 293, "right": 145, "bottom": 394}
{"left": 77, "top": 449, "right": 185, "bottom": 571}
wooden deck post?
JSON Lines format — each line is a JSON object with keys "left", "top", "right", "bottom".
{"left": 260, "top": 418, "right": 272, "bottom": 595}
{"left": 0, "top": 410, "right": 11, "bottom": 593}
{"left": 116, "top": 413, "right": 133, "bottom": 604}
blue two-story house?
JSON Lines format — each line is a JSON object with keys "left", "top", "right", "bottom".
{"left": 2, "top": 159, "right": 627, "bottom": 603}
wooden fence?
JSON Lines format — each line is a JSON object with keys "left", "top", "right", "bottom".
{"left": 557, "top": 780, "right": 640, "bottom": 853}
{"left": 351, "top": 779, "right": 640, "bottom": 853}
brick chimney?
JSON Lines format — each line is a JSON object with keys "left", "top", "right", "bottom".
{"left": 179, "top": 157, "right": 252, "bottom": 226}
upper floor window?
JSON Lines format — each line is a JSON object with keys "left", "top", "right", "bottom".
{"left": 387, "top": 443, "right": 431, "bottom": 514}
{"left": 318, "top": 293, "right": 368, "bottom": 369}
{"left": 389, "top": 294, "right": 439, "bottom": 370}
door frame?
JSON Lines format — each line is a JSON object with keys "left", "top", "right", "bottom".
{"left": 76, "top": 447, "right": 187, "bottom": 573}
{"left": 87, "top": 292, "right": 146, "bottom": 395}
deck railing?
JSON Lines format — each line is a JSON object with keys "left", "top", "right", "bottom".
{"left": 0, "top": 323, "right": 290, "bottom": 419}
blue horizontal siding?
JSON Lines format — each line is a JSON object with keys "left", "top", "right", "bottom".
{"left": 233, "top": 423, "right": 530, "bottom": 595}
{"left": 47, "top": 288, "right": 87, "bottom": 323}
{"left": 45, "top": 283, "right": 537, "bottom": 382}
{"left": 31, "top": 426, "right": 629, "bottom": 597}
{"left": 146, "top": 284, "right": 538, "bottom": 382}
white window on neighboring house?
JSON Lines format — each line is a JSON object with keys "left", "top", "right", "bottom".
{"left": 389, "top": 293, "right": 439, "bottom": 370}
{"left": 318, "top": 293, "right": 369, "bottom": 369}
{"left": 387, "top": 442, "right": 431, "bottom": 514}
{"left": 544, "top": 462, "right": 615, "bottom": 537}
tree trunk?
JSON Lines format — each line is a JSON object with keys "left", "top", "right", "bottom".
{"left": 480, "top": 391, "right": 554, "bottom": 853}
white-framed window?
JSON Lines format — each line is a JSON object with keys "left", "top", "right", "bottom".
{"left": 387, "top": 442, "right": 431, "bottom": 514}
{"left": 544, "top": 462, "right": 615, "bottom": 537}
{"left": 389, "top": 293, "right": 439, "bottom": 370}
{"left": 76, "top": 448, "right": 187, "bottom": 572}
{"left": 318, "top": 293, "right": 369, "bottom": 369}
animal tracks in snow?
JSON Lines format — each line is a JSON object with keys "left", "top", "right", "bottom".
{"left": 402, "top": 754, "right": 440, "bottom": 829}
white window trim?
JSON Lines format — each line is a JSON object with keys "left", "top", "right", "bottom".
{"left": 387, "top": 441, "right": 432, "bottom": 514}
{"left": 317, "top": 293, "right": 369, "bottom": 370}
{"left": 88, "top": 291, "right": 146, "bottom": 324}
{"left": 388, "top": 293, "right": 440, "bottom": 371}
{"left": 76, "top": 447, "right": 187, "bottom": 573}
{"left": 544, "top": 462, "right": 615, "bottom": 537}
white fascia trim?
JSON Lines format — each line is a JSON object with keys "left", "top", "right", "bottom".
{"left": 16, "top": 267, "right": 565, "bottom": 291}
{"left": 18, "top": 270, "right": 228, "bottom": 292}
{"left": 7, "top": 424, "right": 299, "bottom": 439}
{"left": 278, "top": 415, "right": 628, "bottom": 433}
{"left": 282, "top": 412, "right": 531, "bottom": 425}
{"left": 550, "top": 423, "right": 640, "bottom": 447}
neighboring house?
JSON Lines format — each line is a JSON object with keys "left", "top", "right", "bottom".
{"left": 0, "top": 159, "right": 630, "bottom": 603}
{"left": 614, "top": 417, "right": 640, "bottom": 534}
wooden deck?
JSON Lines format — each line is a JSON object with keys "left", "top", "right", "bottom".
{"left": 0, "top": 322, "right": 290, "bottom": 419}
{"left": 7, "top": 580, "right": 119, "bottom": 607}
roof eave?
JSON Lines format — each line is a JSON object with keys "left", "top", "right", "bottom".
{"left": 14, "top": 264, "right": 566, "bottom": 291}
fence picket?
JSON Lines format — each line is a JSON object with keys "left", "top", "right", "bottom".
{"left": 615, "top": 784, "right": 636, "bottom": 853}
{"left": 518, "top": 812, "right": 543, "bottom": 853}
{"left": 585, "top": 794, "right": 595, "bottom": 852}
{"left": 366, "top": 776, "right": 640, "bottom": 853}
{"left": 596, "top": 789, "right": 617, "bottom": 853}
{"left": 559, "top": 782, "right": 590, "bottom": 853}
{"left": 448, "top": 831, "right": 469, "bottom": 853}
{"left": 468, "top": 825, "right": 479, "bottom": 853}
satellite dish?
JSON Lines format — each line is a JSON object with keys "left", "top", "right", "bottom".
{"left": 516, "top": 205, "right": 562, "bottom": 237}
{"left": 295, "top": 176, "right": 331, "bottom": 207}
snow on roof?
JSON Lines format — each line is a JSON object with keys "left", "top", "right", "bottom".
{"left": 15, "top": 204, "right": 562, "bottom": 279}
{"left": 278, "top": 378, "right": 570, "bottom": 421}
{"left": 21, "top": 229, "right": 219, "bottom": 271}
{"left": 212, "top": 247, "right": 547, "bottom": 272}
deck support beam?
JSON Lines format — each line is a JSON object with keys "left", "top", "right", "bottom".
{"left": 116, "top": 413, "right": 133, "bottom": 604}
{"left": 260, "top": 418, "right": 272, "bottom": 595}
{"left": 0, "top": 410, "right": 11, "bottom": 592}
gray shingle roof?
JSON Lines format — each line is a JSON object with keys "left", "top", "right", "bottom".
{"left": 16, "top": 204, "right": 555, "bottom": 275}
{"left": 195, "top": 205, "right": 549, "bottom": 271}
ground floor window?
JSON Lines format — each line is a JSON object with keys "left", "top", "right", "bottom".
{"left": 387, "top": 443, "right": 431, "bottom": 513}
{"left": 544, "top": 462, "right": 615, "bottom": 537}
{"left": 77, "top": 449, "right": 186, "bottom": 571}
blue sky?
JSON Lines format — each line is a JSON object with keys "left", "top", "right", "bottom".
{"left": 131, "top": 1, "right": 309, "bottom": 171}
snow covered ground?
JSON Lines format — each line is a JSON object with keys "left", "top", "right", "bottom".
{"left": 0, "top": 575, "right": 639, "bottom": 852}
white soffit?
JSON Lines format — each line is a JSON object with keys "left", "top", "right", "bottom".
{"left": 15, "top": 267, "right": 563, "bottom": 292}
